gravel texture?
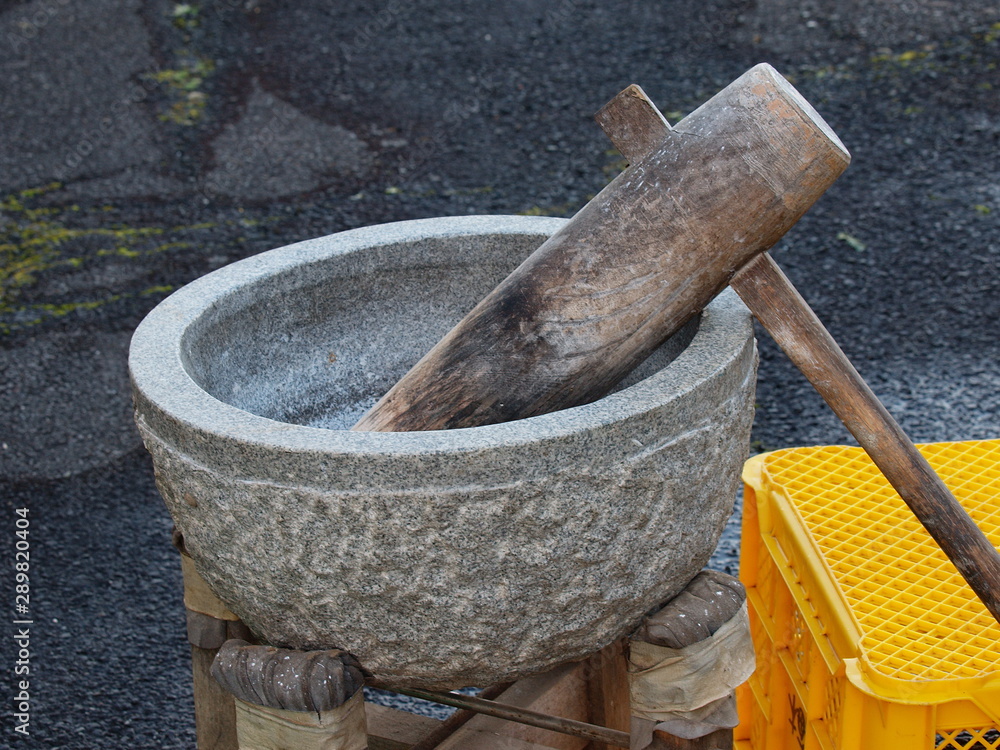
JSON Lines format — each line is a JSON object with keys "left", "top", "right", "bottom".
{"left": 0, "top": 0, "right": 997, "bottom": 746}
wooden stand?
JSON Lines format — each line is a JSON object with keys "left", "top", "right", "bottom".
{"left": 174, "top": 530, "right": 253, "bottom": 750}
{"left": 174, "top": 532, "right": 750, "bottom": 750}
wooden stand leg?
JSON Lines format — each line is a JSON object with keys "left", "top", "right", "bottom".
{"left": 628, "top": 570, "right": 753, "bottom": 750}
{"left": 586, "top": 639, "right": 632, "bottom": 750}
{"left": 212, "top": 640, "right": 368, "bottom": 750}
{"left": 190, "top": 640, "right": 238, "bottom": 750}
{"left": 174, "top": 530, "right": 248, "bottom": 750}
{"left": 647, "top": 728, "right": 732, "bottom": 750}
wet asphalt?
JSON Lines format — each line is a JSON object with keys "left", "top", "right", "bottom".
{"left": 0, "top": 1, "right": 998, "bottom": 747}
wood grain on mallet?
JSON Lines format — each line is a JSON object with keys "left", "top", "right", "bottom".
{"left": 353, "top": 63, "right": 849, "bottom": 432}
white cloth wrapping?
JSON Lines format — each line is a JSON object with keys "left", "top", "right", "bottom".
{"left": 234, "top": 691, "right": 368, "bottom": 750}
{"left": 628, "top": 601, "right": 755, "bottom": 745}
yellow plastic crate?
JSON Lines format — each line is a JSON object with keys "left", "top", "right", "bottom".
{"left": 734, "top": 440, "right": 1000, "bottom": 750}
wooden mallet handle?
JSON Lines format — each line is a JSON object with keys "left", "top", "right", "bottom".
{"left": 731, "top": 254, "right": 1000, "bottom": 624}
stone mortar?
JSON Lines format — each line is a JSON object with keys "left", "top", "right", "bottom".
{"left": 129, "top": 215, "right": 758, "bottom": 689}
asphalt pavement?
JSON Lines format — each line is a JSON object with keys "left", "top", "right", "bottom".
{"left": 1, "top": 1, "right": 998, "bottom": 747}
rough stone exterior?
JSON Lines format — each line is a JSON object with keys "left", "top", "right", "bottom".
{"left": 130, "top": 216, "right": 757, "bottom": 689}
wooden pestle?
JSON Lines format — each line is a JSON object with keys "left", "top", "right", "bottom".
{"left": 353, "top": 64, "right": 849, "bottom": 432}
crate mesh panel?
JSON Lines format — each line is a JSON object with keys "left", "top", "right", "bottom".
{"left": 936, "top": 728, "right": 1000, "bottom": 749}
{"left": 762, "top": 441, "right": 1000, "bottom": 682}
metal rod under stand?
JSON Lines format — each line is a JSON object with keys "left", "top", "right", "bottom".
{"left": 173, "top": 529, "right": 251, "bottom": 750}
{"left": 212, "top": 639, "right": 368, "bottom": 750}
{"left": 628, "top": 570, "right": 754, "bottom": 750}
{"left": 405, "top": 682, "right": 513, "bottom": 750}
{"left": 392, "top": 684, "right": 632, "bottom": 748}
{"left": 385, "top": 568, "right": 752, "bottom": 749}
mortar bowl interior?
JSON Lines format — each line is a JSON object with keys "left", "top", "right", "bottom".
{"left": 179, "top": 220, "right": 695, "bottom": 430}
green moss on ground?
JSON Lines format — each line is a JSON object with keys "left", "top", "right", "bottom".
{"left": 0, "top": 184, "right": 217, "bottom": 334}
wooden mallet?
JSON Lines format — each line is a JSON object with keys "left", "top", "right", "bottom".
{"left": 354, "top": 64, "right": 1000, "bottom": 625}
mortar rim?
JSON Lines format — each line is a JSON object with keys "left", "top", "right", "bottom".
{"left": 129, "top": 214, "right": 752, "bottom": 458}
